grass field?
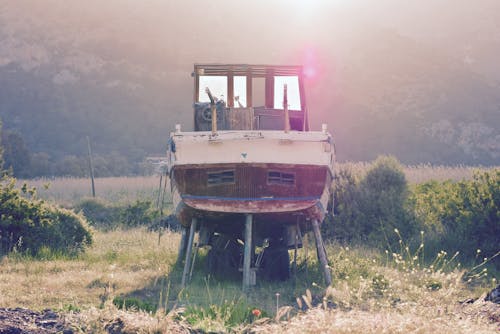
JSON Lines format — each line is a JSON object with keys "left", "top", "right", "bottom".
{"left": 0, "top": 228, "right": 498, "bottom": 333}
{"left": 5, "top": 164, "right": 499, "bottom": 332}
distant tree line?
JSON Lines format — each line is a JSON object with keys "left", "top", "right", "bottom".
{"left": 1, "top": 129, "right": 154, "bottom": 178}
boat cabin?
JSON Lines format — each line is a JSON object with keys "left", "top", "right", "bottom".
{"left": 193, "top": 64, "right": 309, "bottom": 132}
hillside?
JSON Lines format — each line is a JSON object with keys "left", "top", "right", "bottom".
{"left": 0, "top": 1, "right": 499, "bottom": 177}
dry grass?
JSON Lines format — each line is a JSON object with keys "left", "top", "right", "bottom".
{"left": 18, "top": 176, "right": 161, "bottom": 205}
{"left": 250, "top": 302, "right": 499, "bottom": 333}
{"left": 0, "top": 228, "right": 498, "bottom": 333}
{"left": 0, "top": 228, "right": 179, "bottom": 310}
{"left": 337, "top": 162, "right": 494, "bottom": 184}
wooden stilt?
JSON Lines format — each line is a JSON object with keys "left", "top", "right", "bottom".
{"left": 177, "top": 227, "right": 188, "bottom": 264}
{"left": 304, "top": 232, "right": 309, "bottom": 284}
{"left": 189, "top": 242, "right": 199, "bottom": 282}
{"left": 243, "top": 213, "right": 253, "bottom": 291}
{"left": 292, "top": 223, "right": 299, "bottom": 287}
{"left": 312, "top": 219, "right": 332, "bottom": 286}
{"left": 181, "top": 218, "right": 197, "bottom": 288}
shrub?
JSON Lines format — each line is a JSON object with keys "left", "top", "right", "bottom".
{"left": 412, "top": 169, "right": 500, "bottom": 266}
{"left": 74, "top": 197, "right": 121, "bottom": 230}
{"left": 120, "top": 199, "right": 159, "bottom": 228}
{"left": 325, "top": 164, "right": 361, "bottom": 242}
{"left": 74, "top": 197, "right": 159, "bottom": 230}
{"left": 0, "top": 177, "right": 92, "bottom": 256}
{"left": 328, "top": 156, "right": 416, "bottom": 247}
{"left": 357, "top": 156, "right": 414, "bottom": 245}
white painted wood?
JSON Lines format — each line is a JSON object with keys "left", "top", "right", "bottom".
{"left": 169, "top": 130, "right": 334, "bottom": 174}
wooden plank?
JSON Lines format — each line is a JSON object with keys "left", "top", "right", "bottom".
{"left": 181, "top": 217, "right": 197, "bottom": 287}
{"left": 246, "top": 71, "right": 253, "bottom": 107}
{"left": 227, "top": 73, "right": 234, "bottom": 108}
{"left": 224, "top": 108, "right": 254, "bottom": 130}
{"left": 312, "top": 219, "right": 332, "bottom": 286}
{"left": 265, "top": 69, "right": 274, "bottom": 108}
{"left": 177, "top": 227, "right": 188, "bottom": 264}
{"left": 243, "top": 213, "right": 253, "bottom": 291}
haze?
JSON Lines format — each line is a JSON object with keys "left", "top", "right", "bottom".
{"left": 1, "top": 0, "right": 499, "bottom": 177}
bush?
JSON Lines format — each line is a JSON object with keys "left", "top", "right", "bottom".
{"left": 74, "top": 197, "right": 159, "bottom": 230}
{"left": 0, "top": 177, "right": 92, "bottom": 256}
{"left": 412, "top": 169, "right": 500, "bottom": 265}
{"left": 121, "top": 200, "right": 159, "bottom": 228}
{"left": 327, "top": 156, "right": 416, "bottom": 247}
{"left": 357, "top": 156, "right": 414, "bottom": 244}
{"left": 74, "top": 197, "right": 122, "bottom": 230}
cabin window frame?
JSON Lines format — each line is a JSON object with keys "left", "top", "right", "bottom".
{"left": 207, "top": 169, "right": 236, "bottom": 186}
{"left": 267, "top": 170, "right": 296, "bottom": 186}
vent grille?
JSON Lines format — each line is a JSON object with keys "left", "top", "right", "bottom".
{"left": 207, "top": 170, "right": 235, "bottom": 186}
{"left": 268, "top": 171, "right": 295, "bottom": 185}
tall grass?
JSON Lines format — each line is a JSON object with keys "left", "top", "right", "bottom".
{"left": 18, "top": 176, "right": 162, "bottom": 206}
{"left": 337, "top": 162, "right": 493, "bottom": 184}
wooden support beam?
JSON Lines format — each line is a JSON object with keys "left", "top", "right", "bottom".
{"left": 312, "top": 219, "right": 332, "bottom": 286}
{"left": 243, "top": 213, "right": 253, "bottom": 291}
{"left": 181, "top": 217, "right": 197, "bottom": 288}
{"left": 246, "top": 71, "right": 252, "bottom": 108}
{"left": 227, "top": 72, "right": 234, "bottom": 107}
{"left": 265, "top": 69, "right": 274, "bottom": 108}
{"left": 177, "top": 227, "right": 188, "bottom": 264}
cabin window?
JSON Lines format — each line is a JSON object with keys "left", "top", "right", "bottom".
{"left": 207, "top": 170, "right": 235, "bottom": 186}
{"left": 198, "top": 76, "right": 227, "bottom": 103}
{"left": 267, "top": 171, "right": 295, "bottom": 185}
{"left": 274, "top": 76, "right": 301, "bottom": 110}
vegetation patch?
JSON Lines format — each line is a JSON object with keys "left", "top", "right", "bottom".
{"left": 0, "top": 177, "right": 92, "bottom": 257}
{"left": 74, "top": 197, "right": 159, "bottom": 230}
{"left": 328, "top": 157, "right": 499, "bottom": 269}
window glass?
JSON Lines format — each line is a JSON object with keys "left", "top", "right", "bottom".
{"left": 198, "top": 76, "right": 227, "bottom": 103}
{"left": 233, "top": 76, "right": 247, "bottom": 107}
{"left": 274, "top": 76, "right": 301, "bottom": 110}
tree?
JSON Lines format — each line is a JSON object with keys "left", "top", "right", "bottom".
{"left": 0, "top": 119, "right": 4, "bottom": 171}
{"left": 1, "top": 130, "right": 31, "bottom": 178}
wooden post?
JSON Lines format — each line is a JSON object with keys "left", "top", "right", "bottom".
{"left": 86, "top": 136, "right": 95, "bottom": 197}
{"left": 292, "top": 222, "right": 299, "bottom": 287}
{"left": 177, "top": 227, "right": 188, "bottom": 264}
{"left": 312, "top": 219, "right": 332, "bottom": 286}
{"left": 205, "top": 88, "right": 217, "bottom": 135}
{"left": 243, "top": 213, "right": 253, "bottom": 291}
{"left": 156, "top": 173, "right": 163, "bottom": 209}
{"left": 283, "top": 84, "right": 290, "bottom": 133}
{"left": 227, "top": 72, "right": 234, "bottom": 108}
{"left": 181, "top": 217, "right": 197, "bottom": 287}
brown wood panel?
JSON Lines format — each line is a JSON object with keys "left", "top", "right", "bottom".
{"left": 224, "top": 108, "right": 254, "bottom": 130}
{"left": 174, "top": 163, "right": 327, "bottom": 199}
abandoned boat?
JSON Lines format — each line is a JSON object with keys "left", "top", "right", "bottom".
{"left": 166, "top": 64, "right": 334, "bottom": 289}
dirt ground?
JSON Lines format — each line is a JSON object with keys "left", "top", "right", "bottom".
{"left": 0, "top": 308, "right": 73, "bottom": 334}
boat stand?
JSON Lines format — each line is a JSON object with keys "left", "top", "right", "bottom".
{"left": 312, "top": 219, "right": 332, "bottom": 286}
{"left": 177, "top": 227, "right": 188, "bottom": 264}
{"left": 181, "top": 217, "right": 198, "bottom": 288}
{"left": 242, "top": 213, "right": 253, "bottom": 292}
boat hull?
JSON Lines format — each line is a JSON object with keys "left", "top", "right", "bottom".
{"left": 167, "top": 130, "right": 334, "bottom": 228}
